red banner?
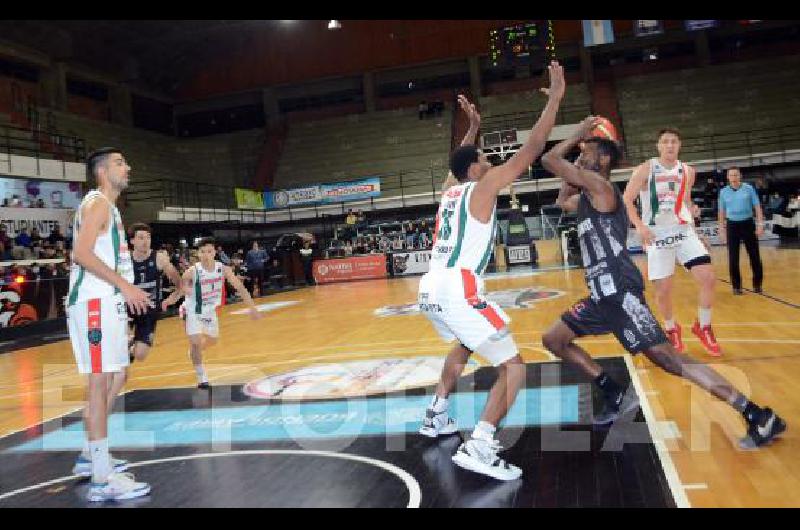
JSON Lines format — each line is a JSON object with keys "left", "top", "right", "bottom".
{"left": 312, "top": 255, "right": 387, "bottom": 284}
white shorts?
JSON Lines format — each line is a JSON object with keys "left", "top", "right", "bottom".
{"left": 418, "top": 269, "right": 517, "bottom": 366}
{"left": 184, "top": 308, "right": 219, "bottom": 338}
{"left": 67, "top": 294, "right": 129, "bottom": 375}
{"left": 646, "top": 224, "right": 710, "bottom": 281}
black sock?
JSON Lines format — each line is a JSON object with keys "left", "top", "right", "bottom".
{"left": 594, "top": 372, "right": 623, "bottom": 403}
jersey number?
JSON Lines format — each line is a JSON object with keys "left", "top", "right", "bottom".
{"left": 438, "top": 209, "right": 454, "bottom": 241}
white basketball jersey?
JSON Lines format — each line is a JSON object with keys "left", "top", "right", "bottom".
{"left": 429, "top": 182, "right": 496, "bottom": 275}
{"left": 67, "top": 190, "right": 134, "bottom": 306}
{"left": 639, "top": 158, "right": 693, "bottom": 227}
{"left": 187, "top": 261, "right": 226, "bottom": 314}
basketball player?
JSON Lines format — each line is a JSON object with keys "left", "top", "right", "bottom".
{"left": 102, "top": 223, "right": 183, "bottom": 427}
{"left": 622, "top": 129, "right": 720, "bottom": 356}
{"left": 168, "top": 237, "right": 261, "bottom": 389}
{"left": 66, "top": 147, "right": 152, "bottom": 501}
{"left": 539, "top": 118, "right": 785, "bottom": 449}
{"left": 417, "top": 61, "right": 565, "bottom": 481}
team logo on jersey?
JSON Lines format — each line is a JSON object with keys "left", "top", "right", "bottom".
{"left": 375, "top": 287, "right": 565, "bottom": 317}
{"left": 87, "top": 328, "right": 102, "bottom": 345}
{"left": 243, "top": 356, "right": 481, "bottom": 401}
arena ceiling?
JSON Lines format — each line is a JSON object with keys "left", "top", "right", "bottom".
{"left": 0, "top": 20, "right": 271, "bottom": 96}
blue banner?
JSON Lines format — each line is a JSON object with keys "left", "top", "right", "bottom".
{"left": 262, "top": 178, "right": 382, "bottom": 209}
{"left": 320, "top": 177, "right": 381, "bottom": 203}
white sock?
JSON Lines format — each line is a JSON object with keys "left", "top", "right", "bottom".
{"left": 89, "top": 438, "right": 112, "bottom": 484}
{"left": 195, "top": 365, "right": 208, "bottom": 384}
{"left": 429, "top": 394, "right": 448, "bottom": 414}
{"left": 472, "top": 420, "right": 496, "bottom": 442}
{"left": 82, "top": 439, "right": 91, "bottom": 460}
{"left": 698, "top": 307, "right": 712, "bottom": 328}
{"left": 664, "top": 319, "right": 676, "bottom": 331}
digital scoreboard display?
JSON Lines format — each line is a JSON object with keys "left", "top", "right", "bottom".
{"left": 490, "top": 21, "right": 555, "bottom": 68}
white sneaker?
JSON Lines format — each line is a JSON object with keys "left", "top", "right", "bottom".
{"left": 87, "top": 472, "right": 151, "bottom": 502}
{"left": 451, "top": 437, "right": 522, "bottom": 481}
{"left": 419, "top": 408, "right": 458, "bottom": 438}
{"left": 72, "top": 454, "right": 129, "bottom": 477}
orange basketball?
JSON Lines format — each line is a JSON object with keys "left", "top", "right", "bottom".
{"left": 590, "top": 117, "right": 619, "bottom": 142}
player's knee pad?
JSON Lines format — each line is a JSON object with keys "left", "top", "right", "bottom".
{"left": 476, "top": 327, "right": 519, "bottom": 367}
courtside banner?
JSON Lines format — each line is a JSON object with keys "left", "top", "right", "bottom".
{"left": 0, "top": 207, "right": 74, "bottom": 237}
{"left": 263, "top": 185, "right": 322, "bottom": 209}
{"left": 313, "top": 255, "right": 387, "bottom": 284}
{"left": 389, "top": 250, "right": 431, "bottom": 276}
{"left": 320, "top": 177, "right": 381, "bottom": 203}
{"left": 234, "top": 188, "right": 265, "bottom": 210}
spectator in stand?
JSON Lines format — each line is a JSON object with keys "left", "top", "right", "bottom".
{"left": 356, "top": 210, "right": 367, "bottom": 230}
{"left": 10, "top": 195, "right": 22, "bottom": 208}
{"left": 300, "top": 241, "right": 315, "bottom": 285}
{"left": 419, "top": 229, "right": 430, "bottom": 249}
{"left": 35, "top": 198, "right": 45, "bottom": 208}
{"left": 0, "top": 226, "right": 12, "bottom": 258}
{"left": 47, "top": 224, "right": 65, "bottom": 246}
{"left": 231, "top": 253, "right": 251, "bottom": 296}
{"left": 30, "top": 227, "right": 42, "bottom": 248}
{"left": 343, "top": 240, "right": 353, "bottom": 256}
{"left": 54, "top": 240, "right": 66, "bottom": 259}
{"left": 15, "top": 228, "right": 31, "bottom": 249}
{"left": 246, "top": 241, "right": 268, "bottom": 297}
{"left": 418, "top": 101, "right": 428, "bottom": 120}
{"left": 216, "top": 245, "right": 231, "bottom": 265}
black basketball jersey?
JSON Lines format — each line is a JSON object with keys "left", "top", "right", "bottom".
{"left": 133, "top": 250, "right": 161, "bottom": 310}
{"left": 576, "top": 186, "right": 644, "bottom": 301}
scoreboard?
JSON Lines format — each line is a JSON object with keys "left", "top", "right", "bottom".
{"left": 489, "top": 21, "right": 555, "bottom": 68}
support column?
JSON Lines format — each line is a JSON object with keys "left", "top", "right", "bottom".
{"left": 468, "top": 55, "right": 482, "bottom": 97}
{"left": 694, "top": 31, "right": 711, "bottom": 67}
{"left": 262, "top": 87, "right": 281, "bottom": 127}
{"left": 363, "top": 71, "right": 376, "bottom": 113}
{"left": 579, "top": 45, "right": 594, "bottom": 88}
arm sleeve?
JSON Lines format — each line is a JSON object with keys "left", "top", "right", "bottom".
{"left": 718, "top": 188, "right": 726, "bottom": 215}
{"left": 750, "top": 185, "right": 760, "bottom": 207}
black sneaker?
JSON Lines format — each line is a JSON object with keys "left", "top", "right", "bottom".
{"left": 593, "top": 390, "right": 640, "bottom": 426}
{"left": 197, "top": 382, "right": 210, "bottom": 390}
{"left": 733, "top": 288, "right": 744, "bottom": 295}
{"left": 739, "top": 408, "right": 786, "bottom": 449}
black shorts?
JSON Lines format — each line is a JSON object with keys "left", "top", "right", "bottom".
{"left": 560, "top": 291, "right": 668, "bottom": 354}
{"left": 129, "top": 311, "right": 159, "bottom": 347}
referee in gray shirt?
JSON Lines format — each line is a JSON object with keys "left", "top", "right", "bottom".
{"left": 718, "top": 167, "right": 765, "bottom": 295}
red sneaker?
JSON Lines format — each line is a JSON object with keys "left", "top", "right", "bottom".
{"left": 691, "top": 320, "right": 722, "bottom": 357}
{"left": 665, "top": 322, "right": 685, "bottom": 353}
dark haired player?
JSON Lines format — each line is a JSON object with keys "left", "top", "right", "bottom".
{"left": 539, "top": 117, "right": 785, "bottom": 450}
{"left": 166, "top": 237, "right": 260, "bottom": 389}
{"left": 417, "top": 61, "right": 565, "bottom": 481}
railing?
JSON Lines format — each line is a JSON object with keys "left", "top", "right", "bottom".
{"left": 480, "top": 102, "right": 591, "bottom": 135}
{"left": 623, "top": 124, "right": 800, "bottom": 165}
{"left": 0, "top": 123, "right": 86, "bottom": 163}
{"left": 126, "top": 122, "right": 800, "bottom": 223}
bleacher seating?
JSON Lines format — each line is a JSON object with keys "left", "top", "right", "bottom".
{"left": 274, "top": 105, "right": 453, "bottom": 197}
{"left": 478, "top": 83, "right": 592, "bottom": 134}
{"left": 617, "top": 55, "right": 800, "bottom": 163}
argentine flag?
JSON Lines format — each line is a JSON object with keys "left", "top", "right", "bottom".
{"left": 583, "top": 20, "right": 615, "bottom": 47}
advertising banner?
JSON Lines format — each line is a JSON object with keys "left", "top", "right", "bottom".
{"left": 319, "top": 177, "right": 381, "bottom": 203}
{"left": 389, "top": 250, "right": 431, "bottom": 276}
{"left": 234, "top": 188, "right": 264, "bottom": 210}
{"left": 0, "top": 176, "right": 82, "bottom": 209}
{"left": 0, "top": 207, "right": 74, "bottom": 237}
{"left": 312, "top": 254, "right": 387, "bottom": 284}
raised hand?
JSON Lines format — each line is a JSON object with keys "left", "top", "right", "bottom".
{"left": 539, "top": 60, "right": 565, "bottom": 100}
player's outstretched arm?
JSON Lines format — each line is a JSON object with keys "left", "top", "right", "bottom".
{"left": 223, "top": 266, "right": 261, "bottom": 319}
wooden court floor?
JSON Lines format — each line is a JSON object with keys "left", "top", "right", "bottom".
{"left": 0, "top": 244, "right": 798, "bottom": 507}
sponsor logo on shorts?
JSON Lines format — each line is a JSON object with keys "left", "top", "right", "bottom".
{"left": 376, "top": 287, "right": 564, "bottom": 317}
{"left": 243, "top": 356, "right": 481, "bottom": 400}
{"left": 87, "top": 329, "right": 102, "bottom": 345}
{"left": 653, "top": 232, "right": 686, "bottom": 248}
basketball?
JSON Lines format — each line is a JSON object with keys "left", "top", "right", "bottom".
{"left": 590, "top": 117, "right": 619, "bottom": 142}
